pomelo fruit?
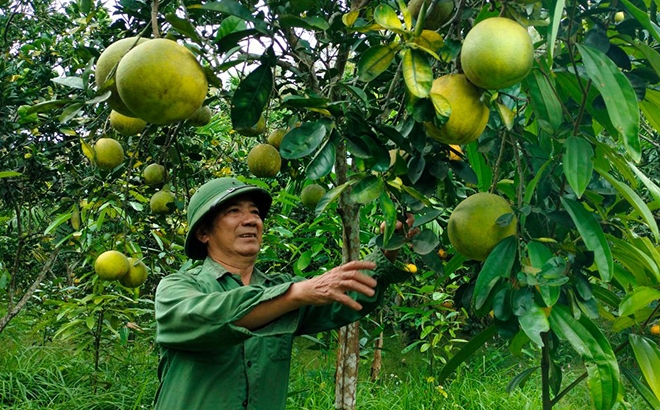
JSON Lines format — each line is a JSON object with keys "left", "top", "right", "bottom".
{"left": 447, "top": 192, "right": 517, "bottom": 261}
{"left": 116, "top": 39, "right": 208, "bottom": 125}
{"left": 95, "top": 250, "right": 130, "bottom": 281}
{"left": 119, "top": 257, "right": 149, "bottom": 288}
{"left": 460, "top": 17, "right": 534, "bottom": 90}
{"left": 187, "top": 105, "right": 213, "bottom": 126}
{"left": 94, "top": 138, "right": 124, "bottom": 170}
{"left": 143, "top": 164, "right": 167, "bottom": 186}
{"left": 300, "top": 184, "right": 326, "bottom": 210}
{"left": 95, "top": 37, "right": 149, "bottom": 117}
{"left": 408, "top": 0, "right": 454, "bottom": 30}
{"left": 424, "top": 74, "right": 489, "bottom": 145}
{"left": 247, "top": 144, "right": 281, "bottom": 178}
{"left": 267, "top": 128, "right": 288, "bottom": 149}
{"left": 236, "top": 114, "right": 266, "bottom": 137}
{"left": 110, "top": 110, "right": 146, "bottom": 136}
{"left": 150, "top": 190, "right": 175, "bottom": 214}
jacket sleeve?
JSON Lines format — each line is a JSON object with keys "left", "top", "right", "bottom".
{"left": 154, "top": 272, "right": 299, "bottom": 351}
{"left": 294, "top": 249, "right": 411, "bottom": 335}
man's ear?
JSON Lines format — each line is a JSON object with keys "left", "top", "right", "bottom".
{"left": 195, "top": 226, "right": 209, "bottom": 244}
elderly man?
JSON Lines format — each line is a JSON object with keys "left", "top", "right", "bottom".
{"left": 154, "top": 177, "right": 414, "bottom": 410}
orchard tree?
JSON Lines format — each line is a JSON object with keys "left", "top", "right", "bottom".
{"left": 2, "top": 0, "right": 660, "bottom": 409}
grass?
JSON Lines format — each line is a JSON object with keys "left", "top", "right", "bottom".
{"left": 0, "top": 317, "right": 650, "bottom": 410}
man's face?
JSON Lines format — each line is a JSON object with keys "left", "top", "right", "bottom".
{"left": 198, "top": 195, "right": 263, "bottom": 261}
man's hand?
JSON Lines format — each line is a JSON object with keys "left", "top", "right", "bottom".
{"left": 289, "top": 260, "right": 377, "bottom": 311}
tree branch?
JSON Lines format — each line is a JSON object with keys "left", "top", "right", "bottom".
{"left": 0, "top": 247, "right": 62, "bottom": 334}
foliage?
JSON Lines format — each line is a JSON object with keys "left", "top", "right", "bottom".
{"left": 2, "top": 0, "right": 660, "bottom": 409}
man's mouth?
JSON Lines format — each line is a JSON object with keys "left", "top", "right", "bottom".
{"left": 238, "top": 233, "right": 257, "bottom": 238}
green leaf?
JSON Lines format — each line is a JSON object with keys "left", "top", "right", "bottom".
{"left": 622, "top": 367, "right": 660, "bottom": 409}
{"left": 506, "top": 367, "right": 539, "bottom": 394}
{"left": 352, "top": 175, "right": 384, "bottom": 204}
{"left": 401, "top": 48, "right": 432, "bottom": 98}
{"left": 281, "top": 95, "right": 330, "bottom": 109}
{"left": 0, "top": 171, "right": 22, "bottom": 179}
{"left": 473, "top": 236, "right": 517, "bottom": 310}
{"left": 52, "top": 76, "right": 84, "bottom": 89}
{"left": 549, "top": 305, "right": 619, "bottom": 410}
{"left": 295, "top": 250, "right": 313, "bottom": 273}
{"left": 620, "top": 0, "right": 660, "bottom": 43}
{"left": 200, "top": 0, "right": 268, "bottom": 33}
{"left": 619, "top": 287, "right": 660, "bottom": 317}
{"left": 306, "top": 139, "right": 336, "bottom": 180}
{"left": 438, "top": 325, "right": 497, "bottom": 384}
{"left": 519, "top": 305, "right": 550, "bottom": 347}
{"left": 26, "top": 99, "right": 74, "bottom": 114}
{"left": 315, "top": 181, "right": 355, "bottom": 214}
{"left": 231, "top": 63, "right": 273, "bottom": 130}
{"left": 59, "top": 103, "right": 84, "bottom": 123}
{"left": 547, "top": 0, "right": 566, "bottom": 66}
{"left": 279, "top": 15, "right": 329, "bottom": 31}
{"left": 523, "top": 70, "right": 563, "bottom": 133}
{"left": 629, "top": 333, "right": 660, "bottom": 402}
{"left": 280, "top": 122, "right": 326, "bottom": 159}
{"left": 628, "top": 160, "right": 660, "bottom": 205}
{"left": 357, "top": 45, "right": 397, "bottom": 82}
{"left": 563, "top": 136, "right": 593, "bottom": 199}
{"left": 528, "top": 241, "right": 553, "bottom": 269}
{"left": 410, "top": 229, "right": 439, "bottom": 255}
{"left": 576, "top": 44, "right": 641, "bottom": 162}
{"left": 560, "top": 196, "right": 613, "bottom": 282}
{"left": 373, "top": 4, "right": 403, "bottom": 32}
{"left": 165, "top": 13, "right": 202, "bottom": 44}
{"left": 44, "top": 213, "right": 72, "bottom": 235}
{"left": 595, "top": 167, "right": 660, "bottom": 243}
{"left": 465, "top": 142, "right": 493, "bottom": 193}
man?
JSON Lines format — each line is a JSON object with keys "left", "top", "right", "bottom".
{"left": 154, "top": 177, "right": 414, "bottom": 410}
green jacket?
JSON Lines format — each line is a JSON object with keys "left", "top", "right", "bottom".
{"left": 154, "top": 250, "right": 408, "bottom": 410}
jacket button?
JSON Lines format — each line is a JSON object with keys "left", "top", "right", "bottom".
{"left": 247, "top": 361, "right": 252, "bottom": 368}
{"left": 242, "top": 400, "right": 247, "bottom": 407}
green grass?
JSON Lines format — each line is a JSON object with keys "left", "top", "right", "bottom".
{"left": 0, "top": 319, "right": 650, "bottom": 410}
{"left": 286, "top": 336, "right": 603, "bottom": 410}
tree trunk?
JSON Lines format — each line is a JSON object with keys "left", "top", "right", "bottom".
{"left": 334, "top": 141, "right": 361, "bottom": 410}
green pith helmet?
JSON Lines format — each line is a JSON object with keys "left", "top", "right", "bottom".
{"left": 184, "top": 178, "right": 272, "bottom": 260}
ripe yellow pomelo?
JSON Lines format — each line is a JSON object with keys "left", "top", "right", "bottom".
{"left": 301, "top": 184, "right": 326, "bottom": 210}
{"left": 651, "top": 324, "right": 660, "bottom": 335}
{"left": 95, "top": 37, "right": 149, "bottom": 117}
{"left": 247, "top": 143, "right": 281, "bottom": 178}
{"left": 236, "top": 114, "right": 266, "bottom": 137}
{"left": 143, "top": 163, "right": 167, "bottom": 186}
{"left": 614, "top": 11, "right": 625, "bottom": 23}
{"left": 110, "top": 110, "right": 146, "bottom": 136}
{"left": 460, "top": 17, "right": 534, "bottom": 90}
{"left": 95, "top": 250, "right": 130, "bottom": 281}
{"left": 119, "top": 257, "right": 148, "bottom": 288}
{"left": 267, "top": 128, "right": 288, "bottom": 149}
{"left": 408, "top": 0, "right": 454, "bottom": 30}
{"left": 404, "top": 264, "right": 418, "bottom": 274}
{"left": 448, "top": 145, "right": 462, "bottom": 161}
{"left": 187, "top": 105, "right": 212, "bottom": 126}
{"left": 447, "top": 192, "right": 517, "bottom": 261}
{"left": 150, "top": 190, "right": 175, "bottom": 214}
{"left": 116, "top": 39, "right": 208, "bottom": 125}
{"left": 94, "top": 138, "right": 124, "bottom": 170}
{"left": 424, "top": 74, "right": 489, "bottom": 145}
